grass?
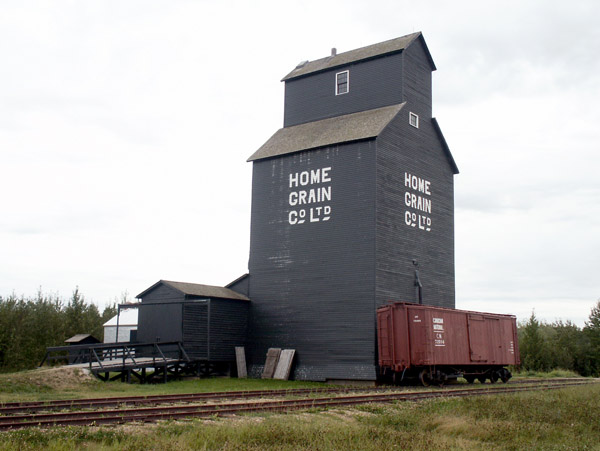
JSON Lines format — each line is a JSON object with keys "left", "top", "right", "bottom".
{"left": 0, "top": 367, "right": 598, "bottom": 450}
{"left": 512, "top": 368, "right": 581, "bottom": 379}
{"left": 0, "top": 367, "right": 329, "bottom": 403}
{"left": 1, "top": 384, "right": 599, "bottom": 450}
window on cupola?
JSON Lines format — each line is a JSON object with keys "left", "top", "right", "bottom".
{"left": 336, "top": 70, "right": 349, "bottom": 95}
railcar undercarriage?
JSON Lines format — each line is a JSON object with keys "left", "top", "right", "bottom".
{"left": 381, "top": 365, "right": 513, "bottom": 386}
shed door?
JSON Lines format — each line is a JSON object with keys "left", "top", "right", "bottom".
{"left": 467, "top": 314, "right": 488, "bottom": 362}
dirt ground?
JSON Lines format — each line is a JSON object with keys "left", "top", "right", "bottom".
{"left": 1, "top": 365, "right": 97, "bottom": 391}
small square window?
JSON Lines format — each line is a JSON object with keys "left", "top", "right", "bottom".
{"left": 409, "top": 112, "right": 419, "bottom": 128}
{"left": 336, "top": 70, "right": 349, "bottom": 95}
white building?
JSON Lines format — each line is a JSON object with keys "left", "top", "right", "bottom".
{"left": 103, "top": 308, "right": 138, "bottom": 343}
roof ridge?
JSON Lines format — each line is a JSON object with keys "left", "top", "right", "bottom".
{"left": 282, "top": 32, "right": 424, "bottom": 81}
{"left": 248, "top": 103, "right": 406, "bottom": 162}
{"left": 137, "top": 279, "right": 250, "bottom": 301}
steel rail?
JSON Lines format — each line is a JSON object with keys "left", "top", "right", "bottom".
{"left": 0, "top": 387, "right": 357, "bottom": 414}
{"left": 0, "top": 378, "right": 592, "bottom": 415}
{"left": 0, "top": 379, "right": 595, "bottom": 430}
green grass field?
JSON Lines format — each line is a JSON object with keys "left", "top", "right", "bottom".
{"left": 0, "top": 367, "right": 598, "bottom": 450}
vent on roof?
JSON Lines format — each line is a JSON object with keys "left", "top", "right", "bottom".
{"left": 295, "top": 60, "right": 309, "bottom": 69}
{"left": 331, "top": 48, "right": 337, "bottom": 56}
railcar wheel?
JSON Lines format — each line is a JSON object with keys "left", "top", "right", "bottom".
{"left": 490, "top": 372, "right": 498, "bottom": 384}
{"left": 477, "top": 376, "right": 486, "bottom": 384}
{"left": 419, "top": 370, "right": 431, "bottom": 387}
{"left": 436, "top": 371, "right": 448, "bottom": 388}
{"left": 500, "top": 368, "right": 511, "bottom": 383}
{"left": 464, "top": 375, "right": 475, "bottom": 384}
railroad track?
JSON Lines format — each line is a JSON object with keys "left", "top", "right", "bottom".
{"left": 0, "top": 378, "right": 595, "bottom": 430}
{"left": 0, "top": 377, "right": 582, "bottom": 415}
{"left": 0, "top": 387, "right": 353, "bottom": 415}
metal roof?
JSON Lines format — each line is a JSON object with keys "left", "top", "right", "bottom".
{"left": 136, "top": 280, "right": 250, "bottom": 301}
{"left": 247, "top": 103, "right": 405, "bottom": 162}
{"left": 282, "top": 32, "right": 434, "bottom": 81}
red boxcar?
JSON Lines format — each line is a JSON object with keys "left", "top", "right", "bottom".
{"left": 377, "top": 302, "right": 520, "bottom": 385}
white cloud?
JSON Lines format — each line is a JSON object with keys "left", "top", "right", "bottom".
{"left": 0, "top": 0, "right": 599, "bottom": 326}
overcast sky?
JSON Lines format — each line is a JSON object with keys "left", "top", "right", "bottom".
{"left": 1, "top": 0, "right": 598, "bottom": 326}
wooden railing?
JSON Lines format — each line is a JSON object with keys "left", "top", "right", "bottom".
{"left": 40, "top": 341, "right": 190, "bottom": 370}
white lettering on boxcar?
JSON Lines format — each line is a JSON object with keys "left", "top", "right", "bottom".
{"left": 433, "top": 317, "right": 445, "bottom": 346}
{"left": 288, "top": 166, "right": 332, "bottom": 225}
{"left": 404, "top": 172, "right": 432, "bottom": 232}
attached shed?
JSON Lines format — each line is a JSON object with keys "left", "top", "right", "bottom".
{"left": 103, "top": 307, "right": 138, "bottom": 343}
{"left": 136, "top": 280, "right": 250, "bottom": 362}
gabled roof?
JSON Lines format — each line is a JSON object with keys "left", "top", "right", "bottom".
{"left": 136, "top": 280, "right": 250, "bottom": 301}
{"left": 225, "top": 273, "right": 249, "bottom": 288}
{"left": 248, "top": 103, "right": 405, "bottom": 162}
{"left": 282, "top": 32, "right": 435, "bottom": 81}
{"left": 65, "top": 334, "right": 100, "bottom": 343}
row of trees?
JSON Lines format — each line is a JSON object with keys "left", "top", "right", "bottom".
{"left": 0, "top": 289, "right": 116, "bottom": 372}
{"left": 518, "top": 301, "right": 600, "bottom": 376}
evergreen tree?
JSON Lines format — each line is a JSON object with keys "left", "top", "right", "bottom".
{"left": 584, "top": 299, "right": 600, "bottom": 376}
{"left": 0, "top": 289, "right": 124, "bottom": 372}
{"left": 519, "top": 311, "right": 551, "bottom": 371}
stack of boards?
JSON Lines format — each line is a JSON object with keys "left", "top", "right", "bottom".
{"left": 235, "top": 347, "right": 295, "bottom": 380}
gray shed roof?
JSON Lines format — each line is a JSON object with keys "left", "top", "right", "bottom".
{"left": 282, "top": 32, "right": 434, "bottom": 81}
{"left": 247, "top": 103, "right": 405, "bottom": 162}
{"left": 65, "top": 334, "right": 100, "bottom": 343}
{"left": 136, "top": 280, "right": 250, "bottom": 301}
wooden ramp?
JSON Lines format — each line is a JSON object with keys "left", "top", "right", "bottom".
{"left": 41, "top": 341, "right": 223, "bottom": 383}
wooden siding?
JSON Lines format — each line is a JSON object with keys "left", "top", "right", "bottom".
{"left": 283, "top": 52, "right": 404, "bottom": 127}
{"left": 227, "top": 274, "right": 249, "bottom": 297}
{"left": 136, "top": 284, "right": 184, "bottom": 344}
{"left": 182, "top": 303, "right": 209, "bottom": 359}
{"left": 248, "top": 142, "right": 377, "bottom": 381}
{"left": 137, "top": 284, "right": 249, "bottom": 362}
{"left": 208, "top": 299, "right": 249, "bottom": 361}
{"left": 401, "top": 38, "right": 433, "bottom": 120}
{"left": 375, "top": 109, "right": 455, "bottom": 309}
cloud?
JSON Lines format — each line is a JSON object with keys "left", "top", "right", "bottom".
{"left": 0, "top": 0, "right": 598, "bottom": 326}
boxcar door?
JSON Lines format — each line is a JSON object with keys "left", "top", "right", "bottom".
{"left": 377, "top": 307, "right": 394, "bottom": 367}
{"left": 467, "top": 314, "right": 488, "bottom": 362}
{"left": 486, "top": 317, "right": 501, "bottom": 364}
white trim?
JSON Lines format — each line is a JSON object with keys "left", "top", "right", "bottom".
{"left": 409, "top": 112, "right": 419, "bottom": 128}
{"left": 335, "top": 70, "right": 349, "bottom": 95}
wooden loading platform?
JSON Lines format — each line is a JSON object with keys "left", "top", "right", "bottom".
{"left": 40, "top": 341, "right": 229, "bottom": 383}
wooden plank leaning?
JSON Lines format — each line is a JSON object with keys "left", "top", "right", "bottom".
{"left": 235, "top": 346, "right": 247, "bottom": 378}
{"left": 273, "top": 349, "right": 295, "bottom": 380}
{"left": 261, "top": 348, "right": 281, "bottom": 379}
